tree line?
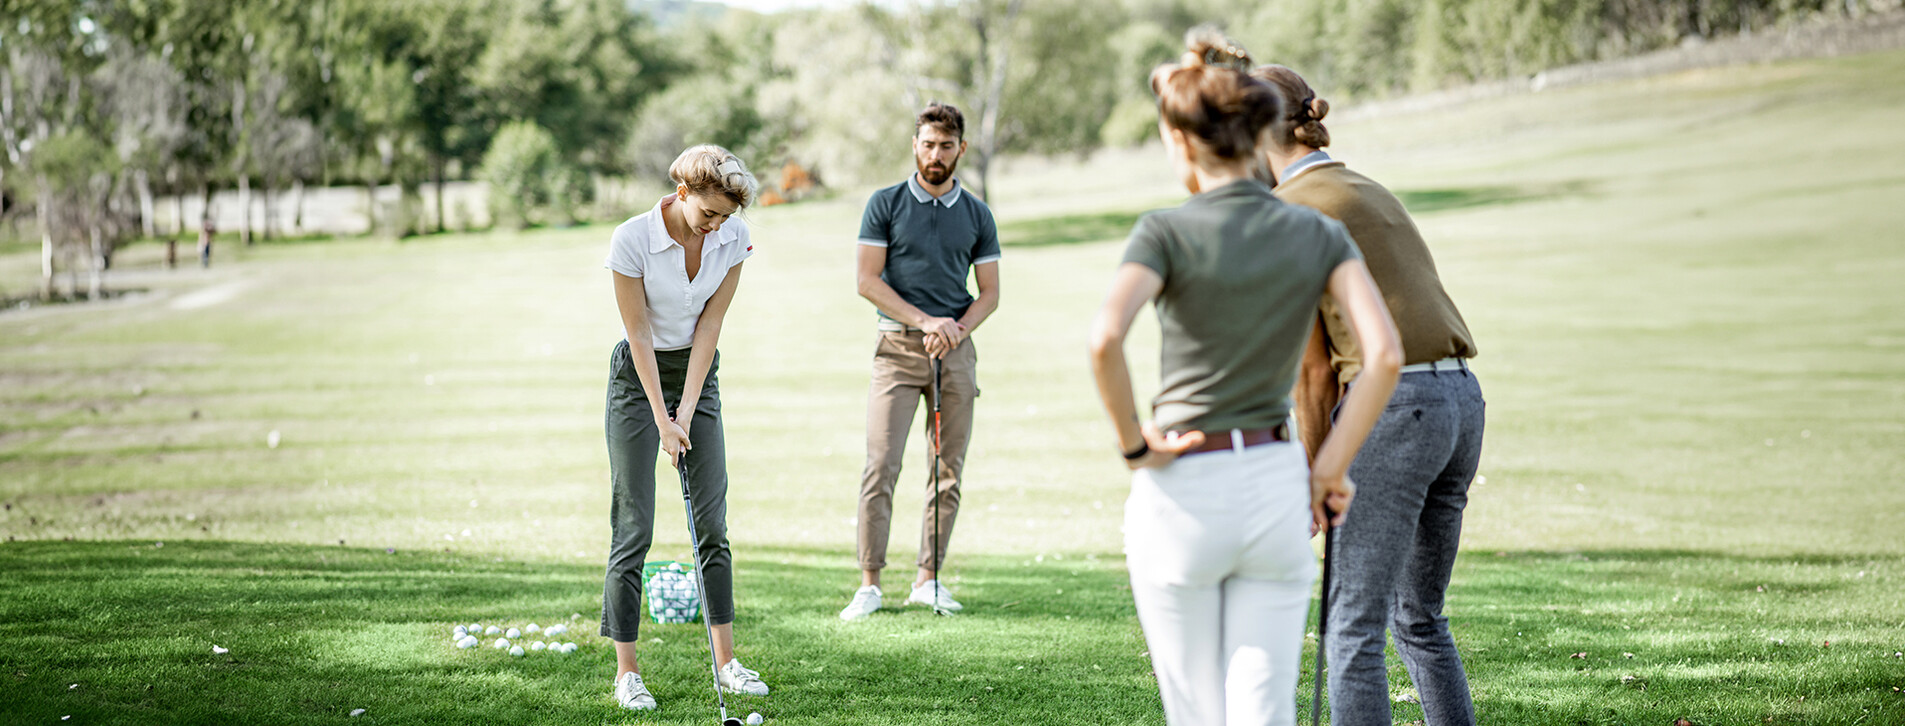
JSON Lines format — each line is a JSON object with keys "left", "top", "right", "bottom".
{"left": 3, "top": 0, "right": 1889, "bottom": 300}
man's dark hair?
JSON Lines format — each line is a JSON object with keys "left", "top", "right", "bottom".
{"left": 915, "top": 102, "right": 965, "bottom": 140}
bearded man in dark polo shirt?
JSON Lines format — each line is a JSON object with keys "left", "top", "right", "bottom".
{"left": 838, "top": 103, "right": 1001, "bottom": 621}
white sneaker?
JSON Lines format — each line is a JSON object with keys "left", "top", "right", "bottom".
{"left": 839, "top": 585, "right": 882, "bottom": 621}
{"left": 718, "top": 658, "right": 770, "bottom": 696}
{"left": 906, "top": 579, "right": 963, "bottom": 613}
{"left": 614, "top": 671, "right": 657, "bottom": 711}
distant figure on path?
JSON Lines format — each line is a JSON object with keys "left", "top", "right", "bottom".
{"left": 1088, "top": 30, "right": 1401, "bottom": 726}
{"left": 598, "top": 145, "right": 770, "bottom": 711}
{"left": 1255, "top": 63, "right": 1486, "bottom": 726}
{"left": 838, "top": 102, "right": 1002, "bottom": 621}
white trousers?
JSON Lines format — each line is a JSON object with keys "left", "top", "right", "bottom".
{"left": 1125, "top": 441, "right": 1318, "bottom": 726}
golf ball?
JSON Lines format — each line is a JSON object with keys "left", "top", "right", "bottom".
{"left": 531, "top": 641, "right": 546, "bottom": 651}
{"left": 468, "top": 622, "right": 482, "bottom": 633}
{"left": 509, "top": 645, "right": 524, "bottom": 657}
{"left": 545, "top": 624, "right": 567, "bottom": 636}
{"left": 485, "top": 625, "right": 501, "bottom": 636}
{"left": 748, "top": 712, "right": 763, "bottom": 725}
{"left": 506, "top": 627, "right": 521, "bottom": 639}
{"left": 526, "top": 623, "right": 541, "bottom": 634}
{"left": 563, "top": 642, "right": 578, "bottom": 653}
{"left": 457, "top": 636, "right": 478, "bottom": 649}
{"left": 493, "top": 638, "right": 510, "bottom": 649}
{"left": 452, "top": 625, "right": 466, "bottom": 637}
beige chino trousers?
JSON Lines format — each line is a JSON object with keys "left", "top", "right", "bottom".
{"left": 857, "top": 330, "right": 977, "bottom": 572}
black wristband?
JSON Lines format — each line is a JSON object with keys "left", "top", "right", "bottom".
{"left": 1121, "top": 440, "right": 1149, "bottom": 461}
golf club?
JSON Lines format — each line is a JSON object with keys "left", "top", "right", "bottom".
{"left": 674, "top": 444, "right": 745, "bottom": 726}
{"left": 928, "top": 357, "right": 948, "bottom": 616}
{"left": 1311, "top": 507, "right": 1335, "bottom": 726}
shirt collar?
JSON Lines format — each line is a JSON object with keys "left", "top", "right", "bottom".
{"left": 907, "top": 174, "right": 963, "bottom": 208}
{"left": 1279, "top": 150, "right": 1336, "bottom": 184}
{"left": 647, "top": 194, "right": 735, "bottom": 253}
{"left": 1184, "top": 178, "right": 1276, "bottom": 208}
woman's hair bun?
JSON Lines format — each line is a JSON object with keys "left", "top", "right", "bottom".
{"left": 668, "top": 144, "right": 758, "bottom": 209}
{"left": 1148, "top": 28, "right": 1278, "bottom": 161}
{"left": 1249, "top": 65, "right": 1333, "bottom": 150}
{"left": 1183, "top": 24, "right": 1252, "bottom": 70}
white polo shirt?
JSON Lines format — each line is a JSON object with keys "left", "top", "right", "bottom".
{"left": 604, "top": 194, "right": 753, "bottom": 351}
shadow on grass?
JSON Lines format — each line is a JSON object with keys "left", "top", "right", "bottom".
{"left": 1434, "top": 549, "right": 1905, "bottom": 726}
{"left": 1394, "top": 181, "right": 1593, "bottom": 216}
{"left": 3, "top": 542, "right": 1899, "bottom": 725}
{"left": 0, "top": 540, "right": 1160, "bottom": 725}
{"left": 998, "top": 209, "right": 1148, "bottom": 248}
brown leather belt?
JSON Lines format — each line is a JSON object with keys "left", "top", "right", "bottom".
{"left": 1180, "top": 423, "right": 1292, "bottom": 457}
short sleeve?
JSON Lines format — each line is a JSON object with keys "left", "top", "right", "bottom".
{"left": 604, "top": 222, "right": 645, "bottom": 278}
{"left": 857, "top": 194, "right": 890, "bottom": 248}
{"left": 1119, "top": 214, "right": 1171, "bottom": 280}
{"left": 729, "top": 220, "right": 754, "bottom": 269}
{"left": 971, "top": 212, "right": 1001, "bottom": 266}
{"left": 1320, "top": 217, "right": 1362, "bottom": 271}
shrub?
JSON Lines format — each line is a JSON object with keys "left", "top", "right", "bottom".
{"left": 481, "top": 121, "right": 588, "bottom": 228}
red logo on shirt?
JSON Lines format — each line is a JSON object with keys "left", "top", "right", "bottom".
{"left": 746, "top": 245, "right": 754, "bottom": 252}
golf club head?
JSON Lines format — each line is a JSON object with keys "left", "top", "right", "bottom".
{"left": 723, "top": 719, "right": 745, "bottom": 726}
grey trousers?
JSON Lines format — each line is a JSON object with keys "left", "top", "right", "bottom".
{"left": 600, "top": 341, "right": 733, "bottom": 642}
{"left": 1328, "top": 369, "right": 1484, "bottom": 726}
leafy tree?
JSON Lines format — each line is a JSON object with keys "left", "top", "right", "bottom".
{"left": 480, "top": 119, "right": 581, "bottom": 228}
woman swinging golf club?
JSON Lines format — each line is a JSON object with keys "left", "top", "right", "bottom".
{"left": 1087, "top": 29, "right": 1401, "bottom": 726}
{"left": 600, "top": 145, "right": 770, "bottom": 712}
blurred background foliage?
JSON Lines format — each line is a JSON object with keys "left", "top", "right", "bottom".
{"left": 1, "top": 0, "right": 1897, "bottom": 294}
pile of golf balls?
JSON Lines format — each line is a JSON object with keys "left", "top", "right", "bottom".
{"left": 646, "top": 562, "right": 702, "bottom": 624}
{"left": 451, "top": 622, "right": 578, "bottom": 655}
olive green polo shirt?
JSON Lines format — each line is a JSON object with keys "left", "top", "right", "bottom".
{"left": 1122, "top": 179, "right": 1362, "bottom": 433}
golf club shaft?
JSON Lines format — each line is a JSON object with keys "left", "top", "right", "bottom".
{"left": 1311, "top": 512, "right": 1334, "bottom": 726}
{"left": 930, "top": 357, "right": 944, "bottom": 613}
{"left": 677, "top": 457, "right": 730, "bottom": 721}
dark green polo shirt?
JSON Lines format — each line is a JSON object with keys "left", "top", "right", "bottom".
{"left": 858, "top": 176, "right": 1002, "bottom": 321}
{"left": 1122, "top": 179, "right": 1361, "bottom": 433}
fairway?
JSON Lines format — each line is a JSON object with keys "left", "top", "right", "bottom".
{"left": 5, "top": 49, "right": 1905, "bottom": 725}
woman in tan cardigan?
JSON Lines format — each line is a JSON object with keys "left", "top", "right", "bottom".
{"left": 1253, "top": 64, "right": 1485, "bottom": 726}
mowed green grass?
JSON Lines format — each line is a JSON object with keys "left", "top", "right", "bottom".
{"left": 4, "top": 48, "right": 1905, "bottom": 724}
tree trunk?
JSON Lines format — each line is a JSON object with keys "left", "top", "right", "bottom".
{"left": 261, "top": 178, "right": 275, "bottom": 241}
{"left": 88, "top": 224, "right": 104, "bottom": 301}
{"left": 173, "top": 186, "right": 187, "bottom": 238}
{"left": 231, "top": 74, "right": 251, "bottom": 245}
{"left": 967, "top": 0, "right": 1023, "bottom": 203}
{"left": 136, "top": 169, "right": 157, "bottom": 240}
{"left": 66, "top": 246, "right": 80, "bottom": 299}
{"left": 291, "top": 178, "right": 305, "bottom": 233}
{"left": 365, "top": 180, "right": 379, "bottom": 236}
{"left": 434, "top": 154, "right": 447, "bottom": 234}
{"left": 238, "top": 173, "right": 253, "bottom": 245}
{"left": 37, "top": 176, "right": 55, "bottom": 301}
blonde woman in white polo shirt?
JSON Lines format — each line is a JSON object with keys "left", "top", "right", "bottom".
{"left": 600, "top": 145, "right": 769, "bottom": 711}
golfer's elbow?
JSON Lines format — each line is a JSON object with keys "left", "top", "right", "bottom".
{"left": 855, "top": 273, "right": 880, "bottom": 301}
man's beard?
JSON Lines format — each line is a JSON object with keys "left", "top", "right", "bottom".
{"left": 916, "top": 155, "right": 958, "bottom": 185}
